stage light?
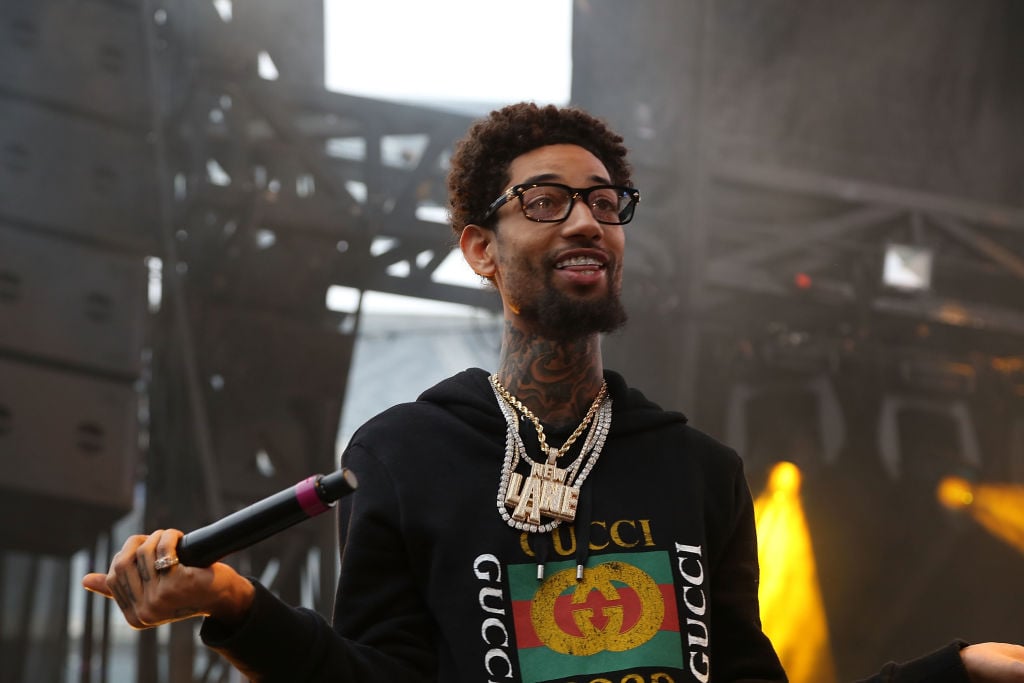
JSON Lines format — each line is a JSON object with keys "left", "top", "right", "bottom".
{"left": 755, "top": 462, "right": 837, "bottom": 683}
{"left": 937, "top": 476, "right": 973, "bottom": 509}
{"left": 937, "top": 476, "right": 1024, "bottom": 554}
{"left": 769, "top": 460, "right": 802, "bottom": 493}
{"left": 882, "top": 243, "right": 933, "bottom": 292}
{"left": 794, "top": 272, "right": 813, "bottom": 290}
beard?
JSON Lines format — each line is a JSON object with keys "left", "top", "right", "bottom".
{"left": 529, "top": 288, "right": 628, "bottom": 342}
{"left": 505, "top": 256, "right": 628, "bottom": 343}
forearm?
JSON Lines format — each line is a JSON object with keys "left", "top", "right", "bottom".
{"left": 201, "top": 581, "right": 434, "bottom": 683}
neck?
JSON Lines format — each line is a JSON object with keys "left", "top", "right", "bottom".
{"left": 495, "top": 322, "right": 605, "bottom": 428}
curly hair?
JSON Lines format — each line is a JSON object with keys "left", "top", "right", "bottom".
{"left": 446, "top": 102, "right": 632, "bottom": 235}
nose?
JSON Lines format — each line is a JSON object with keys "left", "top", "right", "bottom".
{"left": 560, "top": 193, "right": 603, "bottom": 240}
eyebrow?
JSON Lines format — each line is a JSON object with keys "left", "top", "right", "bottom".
{"left": 517, "top": 172, "right": 613, "bottom": 187}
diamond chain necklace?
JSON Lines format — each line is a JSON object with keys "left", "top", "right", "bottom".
{"left": 489, "top": 374, "right": 612, "bottom": 533}
{"left": 489, "top": 375, "right": 607, "bottom": 464}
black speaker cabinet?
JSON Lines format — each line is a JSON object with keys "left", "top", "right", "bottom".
{"left": 0, "top": 358, "right": 138, "bottom": 555}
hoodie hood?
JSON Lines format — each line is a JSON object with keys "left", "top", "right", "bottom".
{"left": 417, "top": 367, "right": 687, "bottom": 444}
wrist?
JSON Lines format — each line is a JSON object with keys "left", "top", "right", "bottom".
{"left": 210, "top": 572, "right": 256, "bottom": 627}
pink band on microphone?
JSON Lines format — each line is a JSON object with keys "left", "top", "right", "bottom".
{"left": 295, "top": 476, "right": 331, "bottom": 517}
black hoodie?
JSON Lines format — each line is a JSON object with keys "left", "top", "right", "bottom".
{"left": 202, "top": 368, "right": 969, "bottom": 683}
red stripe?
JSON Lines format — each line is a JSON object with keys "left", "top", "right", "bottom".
{"left": 513, "top": 599, "right": 540, "bottom": 648}
{"left": 512, "top": 584, "right": 679, "bottom": 650}
{"left": 660, "top": 584, "right": 679, "bottom": 630}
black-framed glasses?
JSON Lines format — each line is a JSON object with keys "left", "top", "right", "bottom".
{"left": 482, "top": 182, "right": 641, "bottom": 226}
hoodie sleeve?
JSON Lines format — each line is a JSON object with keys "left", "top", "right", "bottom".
{"left": 199, "top": 441, "right": 437, "bottom": 682}
{"left": 709, "top": 456, "right": 789, "bottom": 683}
{"left": 854, "top": 642, "right": 969, "bottom": 683}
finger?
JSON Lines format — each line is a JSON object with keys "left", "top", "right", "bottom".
{"left": 110, "top": 532, "right": 161, "bottom": 614}
{"left": 133, "top": 529, "right": 189, "bottom": 627}
{"left": 81, "top": 573, "right": 114, "bottom": 598}
{"left": 136, "top": 531, "right": 166, "bottom": 585}
{"left": 113, "top": 534, "right": 150, "bottom": 557}
{"left": 85, "top": 536, "right": 147, "bottom": 627}
{"left": 153, "top": 529, "right": 185, "bottom": 579}
{"left": 110, "top": 534, "right": 150, "bottom": 578}
{"left": 105, "top": 573, "right": 148, "bottom": 629}
{"left": 109, "top": 580, "right": 134, "bottom": 613}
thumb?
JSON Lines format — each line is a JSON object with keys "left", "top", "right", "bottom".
{"left": 81, "top": 573, "right": 114, "bottom": 598}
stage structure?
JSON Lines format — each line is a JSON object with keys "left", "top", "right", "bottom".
{"left": 135, "top": 9, "right": 486, "bottom": 678}
{"left": 1, "top": 1, "right": 1023, "bottom": 682}
{"left": 0, "top": 0, "right": 152, "bottom": 680}
{"left": 1, "top": 1, "right": 486, "bottom": 681}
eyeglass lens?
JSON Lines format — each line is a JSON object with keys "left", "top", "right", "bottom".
{"left": 520, "top": 185, "right": 634, "bottom": 224}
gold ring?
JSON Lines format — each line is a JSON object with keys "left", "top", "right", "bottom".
{"left": 154, "top": 555, "right": 180, "bottom": 572}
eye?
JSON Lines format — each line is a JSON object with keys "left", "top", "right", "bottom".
{"left": 589, "top": 189, "right": 620, "bottom": 215}
{"left": 525, "top": 194, "right": 555, "bottom": 210}
{"left": 524, "top": 187, "right": 557, "bottom": 205}
{"left": 521, "top": 186, "right": 569, "bottom": 218}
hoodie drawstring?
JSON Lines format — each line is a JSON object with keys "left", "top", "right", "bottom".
{"left": 535, "top": 532, "right": 550, "bottom": 581}
{"left": 534, "top": 480, "right": 594, "bottom": 582}
{"left": 573, "top": 482, "right": 594, "bottom": 581}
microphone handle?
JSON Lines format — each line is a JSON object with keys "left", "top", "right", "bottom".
{"left": 177, "top": 468, "right": 358, "bottom": 567}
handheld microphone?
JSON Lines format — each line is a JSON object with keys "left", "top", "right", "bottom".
{"left": 176, "top": 468, "right": 358, "bottom": 567}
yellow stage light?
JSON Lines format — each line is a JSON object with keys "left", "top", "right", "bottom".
{"left": 755, "top": 462, "right": 837, "bottom": 683}
{"left": 768, "top": 460, "right": 802, "bottom": 494}
{"left": 937, "top": 476, "right": 1024, "bottom": 554}
{"left": 937, "top": 476, "right": 973, "bottom": 509}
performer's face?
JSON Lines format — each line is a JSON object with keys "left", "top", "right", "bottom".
{"left": 465, "top": 144, "right": 627, "bottom": 341}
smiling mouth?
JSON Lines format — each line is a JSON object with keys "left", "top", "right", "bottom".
{"left": 555, "top": 255, "right": 605, "bottom": 271}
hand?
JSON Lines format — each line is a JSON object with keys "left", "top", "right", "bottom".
{"left": 81, "top": 529, "right": 255, "bottom": 629}
{"left": 961, "top": 643, "right": 1024, "bottom": 683}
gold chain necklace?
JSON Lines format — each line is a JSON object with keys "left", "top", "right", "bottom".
{"left": 489, "top": 374, "right": 612, "bottom": 533}
{"left": 490, "top": 375, "right": 607, "bottom": 464}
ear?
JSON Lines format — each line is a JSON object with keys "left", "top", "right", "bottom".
{"left": 459, "top": 224, "right": 497, "bottom": 280}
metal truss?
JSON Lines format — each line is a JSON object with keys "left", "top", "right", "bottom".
{"left": 127, "top": 2, "right": 500, "bottom": 680}
{"left": 169, "top": 81, "right": 494, "bottom": 307}
{"left": 698, "top": 156, "right": 1024, "bottom": 392}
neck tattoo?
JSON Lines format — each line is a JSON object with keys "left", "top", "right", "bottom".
{"left": 489, "top": 374, "right": 611, "bottom": 533}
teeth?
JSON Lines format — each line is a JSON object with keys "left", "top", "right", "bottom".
{"left": 557, "top": 256, "right": 603, "bottom": 268}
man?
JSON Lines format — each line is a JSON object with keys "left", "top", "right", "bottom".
{"left": 85, "top": 102, "right": 1024, "bottom": 682}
